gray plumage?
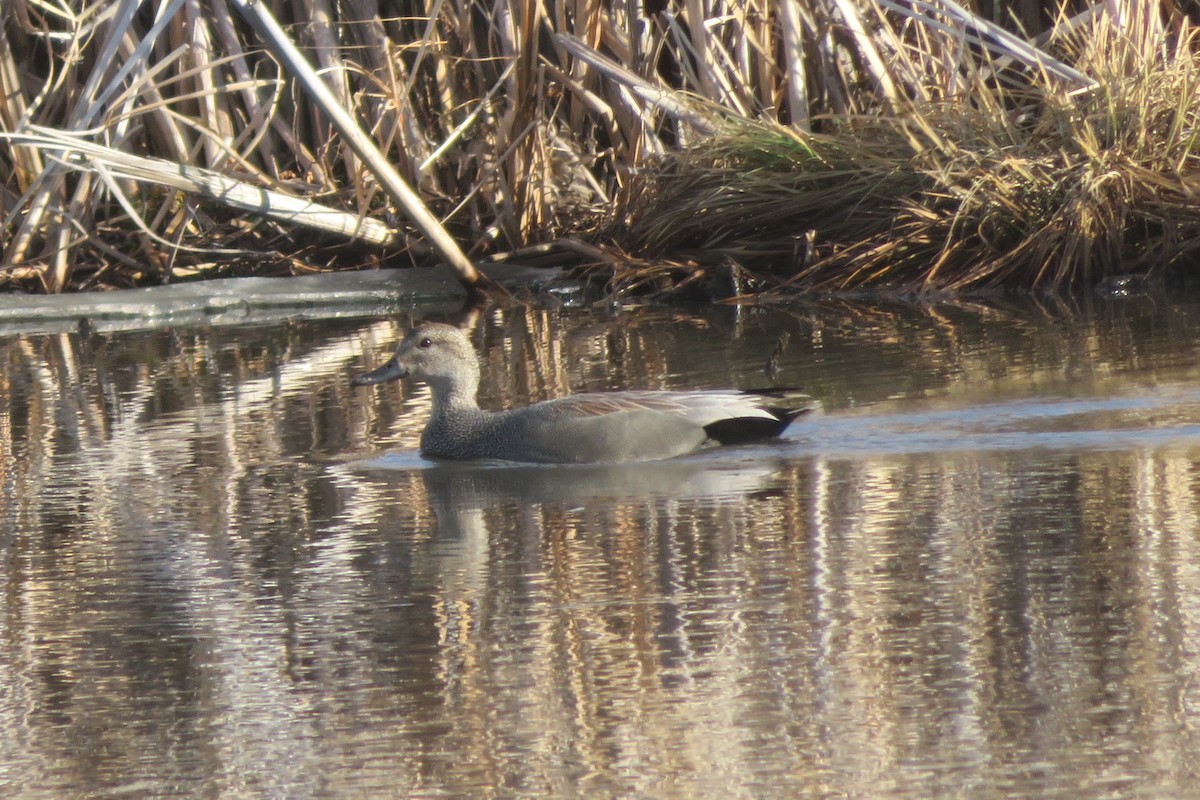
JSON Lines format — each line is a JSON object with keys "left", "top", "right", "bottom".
{"left": 351, "top": 322, "right": 814, "bottom": 464}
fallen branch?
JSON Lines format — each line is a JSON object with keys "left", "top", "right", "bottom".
{"left": 7, "top": 127, "right": 396, "bottom": 244}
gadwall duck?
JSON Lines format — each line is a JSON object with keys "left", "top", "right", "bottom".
{"left": 351, "top": 322, "right": 813, "bottom": 464}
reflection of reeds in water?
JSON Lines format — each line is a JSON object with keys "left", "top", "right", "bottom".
{"left": 4, "top": 304, "right": 1200, "bottom": 793}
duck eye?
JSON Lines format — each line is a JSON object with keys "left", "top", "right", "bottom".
{"left": 418, "top": 337, "right": 432, "bottom": 349}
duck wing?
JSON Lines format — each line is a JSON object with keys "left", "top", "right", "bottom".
{"left": 557, "top": 389, "right": 810, "bottom": 427}
{"left": 499, "top": 389, "right": 813, "bottom": 462}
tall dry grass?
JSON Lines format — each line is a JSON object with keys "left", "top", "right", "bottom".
{"left": 619, "top": 1, "right": 1200, "bottom": 294}
{"left": 0, "top": 1, "right": 1193, "bottom": 293}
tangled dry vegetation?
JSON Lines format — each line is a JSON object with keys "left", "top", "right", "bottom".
{"left": 0, "top": 0, "right": 1196, "bottom": 295}
{"left": 623, "top": 3, "right": 1200, "bottom": 295}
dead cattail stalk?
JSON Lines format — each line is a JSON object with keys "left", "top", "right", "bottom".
{"left": 230, "top": 0, "right": 483, "bottom": 289}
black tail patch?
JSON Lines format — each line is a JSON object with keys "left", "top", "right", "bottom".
{"left": 703, "top": 404, "right": 812, "bottom": 445}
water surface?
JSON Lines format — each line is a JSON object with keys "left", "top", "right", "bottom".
{"left": 3, "top": 289, "right": 1200, "bottom": 798}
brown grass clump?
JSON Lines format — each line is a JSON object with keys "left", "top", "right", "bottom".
{"left": 617, "top": 5, "right": 1200, "bottom": 295}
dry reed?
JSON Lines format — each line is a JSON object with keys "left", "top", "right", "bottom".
{"left": 0, "top": 1, "right": 1195, "bottom": 294}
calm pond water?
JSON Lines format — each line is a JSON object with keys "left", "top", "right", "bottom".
{"left": 4, "top": 286, "right": 1200, "bottom": 798}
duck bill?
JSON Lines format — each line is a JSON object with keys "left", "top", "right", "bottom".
{"left": 350, "top": 358, "right": 408, "bottom": 387}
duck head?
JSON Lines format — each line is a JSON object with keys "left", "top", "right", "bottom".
{"left": 351, "top": 322, "right": 480, "bottom": 400}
